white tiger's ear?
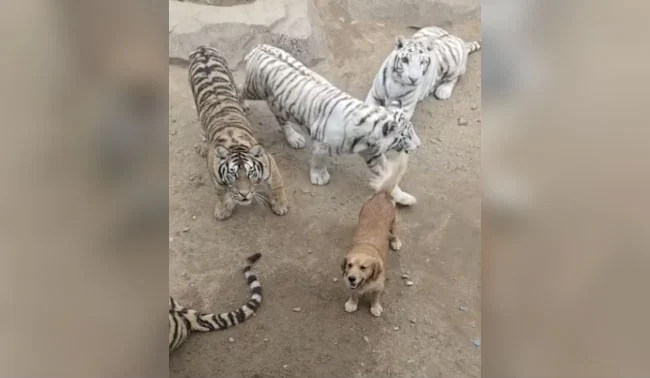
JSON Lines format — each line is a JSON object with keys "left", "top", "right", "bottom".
{"left": 215, "top": 145, "right": 230, "bottom": 159}
{"left": 249, "top": 144, "right": 265, "bottom": 158}
{"left": 395, "top": 36, "right": 406, "bottom": 49}
{"left": 383, "top": 120, "right": 397, "bottom": 136}
{"left": 425, "top": 38, "right": 435, "bottom": 51}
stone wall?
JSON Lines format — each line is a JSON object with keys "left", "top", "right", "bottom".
{"left": 169, "top": 0, "right": 328, "bottom": 69}
{"left": 335, "top": 0, "right": 480, "bottom": 27}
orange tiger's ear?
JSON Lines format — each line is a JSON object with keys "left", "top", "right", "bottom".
{"left": 249, "top": 144, "right": 264, "bottom": 158}
{"left": 215, "top": 145, "right": 229, "bottom": 159}
{"left": 340, "top": 258, "right": 348, "bottom": 275}
{"left": 369, "top": 259, "right": 383, "bottom": 281}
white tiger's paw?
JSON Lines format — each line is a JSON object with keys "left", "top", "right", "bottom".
{"left": 390, "top": 236, "right": 402, "bottom": 251}
{"left": 370, "top": 303, "right": 383, "bottom": 317}
{"left": 392, "top": 187, "right": 417, "bottom": 206}
{"left": 286, "top": 132, "right": 306, "bottom": 149}
{"left": 344, "top": 298, "right": 358, "bottom": 313}
{"left": 310, "top": 169, "right": 331, "bottom": 185}
{"left": 434, "top": 84, "right": 454, "bottom": 100}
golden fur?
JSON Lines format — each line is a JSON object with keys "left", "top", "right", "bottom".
{"left": 340, "top": 153, "right": 408, "bottom": 317}
{"left": 188, "top": 46, "right": 289, "bottom": 220}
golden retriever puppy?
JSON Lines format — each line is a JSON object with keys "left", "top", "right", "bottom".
{"left": 341, "top": 153, "right": 408, "bottom": 317}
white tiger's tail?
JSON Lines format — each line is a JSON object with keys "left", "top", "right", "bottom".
{"left": 370, "top": 152, "right": 409, "bottom": 197}
{"left": 466, "top": 40, "right": 482, "bottom": 54}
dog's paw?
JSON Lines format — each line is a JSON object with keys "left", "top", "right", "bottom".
{"left": 344, "top": 299, "right": 358, "bottom": 313}
{"left": 370, "top": 303, "right": 383, "bottom": 317}
{"left": 310, "top": 169, "right": 331, "bottom": 186}
{"left": 390, "top": 237, "right": 402, "bottom": 251}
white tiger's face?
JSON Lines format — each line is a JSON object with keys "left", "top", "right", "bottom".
{"left": 380, "top": 108, "right": 421, "bottom": 154}
{"left": 392, "top": 36, "right": 431, "bottom": 87}
{"left": 213, "top": 145, "right": 267, "bottom": 204}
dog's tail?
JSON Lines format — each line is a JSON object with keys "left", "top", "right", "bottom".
{"left": 370, "top": 152, "right": 409, "bottom": 196}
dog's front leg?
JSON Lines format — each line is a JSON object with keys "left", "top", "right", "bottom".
{"left": 344, "top": 293, "right": 359, "bottom": 313}
{"left": 389, "top": 215, "right": 402, "bottom": 251}
{"left": 369, "top": 291, "right": 383, "bottom": 317}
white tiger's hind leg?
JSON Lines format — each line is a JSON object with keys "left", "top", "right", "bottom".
{"left": 391, "top": 186, "right": 417, "bottom": 206}
{"left": 275, "top": 116, "right": 306, "bottom": 149}
{"left": 362, "top": 152, "right": 416, "bottom": 206}
{"left": 433, "top": 77, "right": 460, "bottom": 100}
{"left": 310, "top": 142, "right": 331, "bottom": 185}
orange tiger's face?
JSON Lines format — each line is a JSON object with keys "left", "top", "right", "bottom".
{"left": 210, "top": 145, "right": 267, "bottom": 204}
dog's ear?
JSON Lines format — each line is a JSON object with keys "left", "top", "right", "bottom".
{"left": 369, "top": 259, "right": 383, "bottom": 281}
{"left": 340, "top": 258, "right": 347, "bottom": 276}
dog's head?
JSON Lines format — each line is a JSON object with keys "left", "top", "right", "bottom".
{"left": 340, "top": 254, "right": 383, "bottom": 290}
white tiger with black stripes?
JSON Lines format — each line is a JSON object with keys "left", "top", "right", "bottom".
{"left": 169, "top": 253, "right": 263, "bottom": 354}
{"left": 365, "top": 26, "right": 481, "bottom": 121}
{"left": 241, "top": 44, "right": 421, "bottom": 204}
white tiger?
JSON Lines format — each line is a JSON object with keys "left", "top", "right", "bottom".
{"left": 241, "top": 44, "right": 421, "bottom": 203}
{"left": 365, "top": 26, "right": 481, "bottom": 121}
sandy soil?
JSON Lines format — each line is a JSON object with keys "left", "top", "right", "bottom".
{"left": 169, "top": 1, "right": 481, "bottom": 376}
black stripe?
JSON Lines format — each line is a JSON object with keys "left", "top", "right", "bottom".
{"left": 227, "top": 312, "right": 236, "bottom": 327}
{"left": 235, "top": 308, "right": 246, "bottom": 323}
{"left": 171, "top": 316, "right": 180, "bottom": 347}
{"left": 350, "top": 136, "right": 363, "bottom": 151}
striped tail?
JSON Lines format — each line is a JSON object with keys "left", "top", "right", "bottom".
{"left": 466, "top": 40, "right": 481, "bottom": 54}
{"left": 181, "top": 253, "right": 263, "bottom": 332}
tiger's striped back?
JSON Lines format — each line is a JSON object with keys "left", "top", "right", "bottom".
{"left": 188, "top": 46, "right": 254, "bottom": 146}
{"left": 242, "top": 45, "right": 420, "bottom": 157}
{"left": 169, "top": 253, "right": 263, "bottom": 354}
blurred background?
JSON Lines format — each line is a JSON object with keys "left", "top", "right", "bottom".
{"left": 0, "top": 0, "right": 648, "bottom": 376}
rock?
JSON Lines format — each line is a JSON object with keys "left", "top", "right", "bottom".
{"left": 405, "top": 280, "right": 414, "bottom": 286}
{"left": 283, "top": 364, "right": 288, "bottom": 369}
{"left": 182, "top": 227, "right": 190, "bottom": 233}
{"left": 169, "top": 0, "right": 328, "bottom": 68}
{"left": 459, "top": 305, "right": 469, "bottom": 312}
{"left": 292, "top": 307, "right": 302, "bottom": 312}
{"left": 169, "top": 237, "right": 174, "bottom": 242}
{"left": 170, "top": 130, "right": 177, "bottom": 135}
{"left": 470, "top": 103, "right": 478, "bottom": 110}
{"left": 410, "top": 318, "right": 416, "bottom": 324}
{"left": 192, "top": 215, "right": 197, "bottom": 220}
{"left": 458, "top": 117, "right": 469, "bottom": 126}
{"left": 337, "top": 0, "right": 480, "bottom": 27}
{"left": 228, "top": 337, "right": 235, "bottom": 343}
{"left": 473, "top": 338, "right": 481, "bottom": 347}
{"left": 401, "top": 273, "right": 410, "bottom": 279}
{"left": 332, "top": 277, "right": 339, "bottom": 282}
{"left": 264, "top": 337, "right": 269, "bottom": 341}
{"left": 363, "top": 336, "right": 370, "bottom": 343}
{"left": 189, "top": 175, "right": 196, "bottom": 182}
{"left": 393, "top": 326, "right": 400, "bottom": 331}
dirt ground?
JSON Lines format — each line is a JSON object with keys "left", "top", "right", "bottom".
{"left": 169, "top": 1, "right": 481, "bottom": 377}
